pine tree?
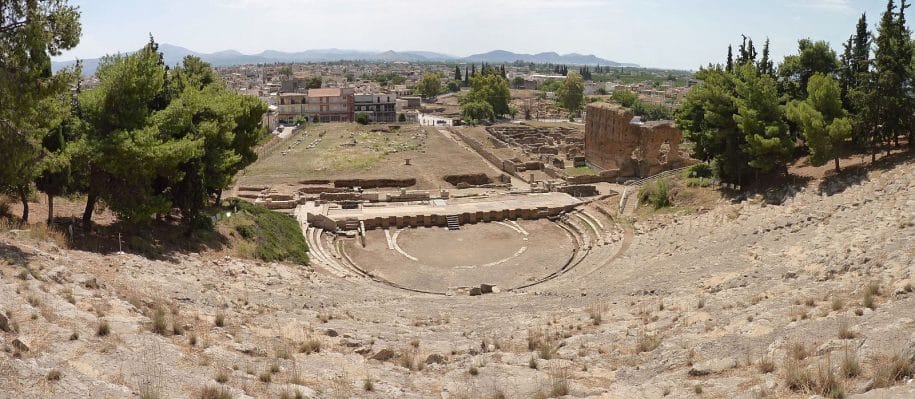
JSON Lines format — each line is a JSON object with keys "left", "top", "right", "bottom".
{"left": 0, "top": 0, "right": 81, "bottom": 223}
{"left": 733, "top": 64, "right": 792, "bottom": 177}
{"left": 787, "top": 74, "right": 853, "bottom": 172}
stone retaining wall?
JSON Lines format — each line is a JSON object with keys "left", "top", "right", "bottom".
{"left": 352, "top": 205, "right": 573, "bottom": 230}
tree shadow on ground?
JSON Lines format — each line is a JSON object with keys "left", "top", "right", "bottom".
{"left": 817, "top": 147, "right": 914, "bottom": 195}
{"left": 817, "top": 164, "right": 869, "bottom": 196}
{"left": 735, "top": 173, "right": 815, "bottom": 205}
{"left": 0, "top": 242, "right": 35, "bottom": 267}
{"left": 63, "top": 213, "right": 231, "bottom": 264}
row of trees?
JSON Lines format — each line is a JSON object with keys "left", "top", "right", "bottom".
{"left": 1, "top": 1, "right": 268, "bottom": 232}
{"left": 676, "top": 0, "right": 914, "bottom": 182}
{"left": 610, "top": 91, "right": 674, "bottom": 121}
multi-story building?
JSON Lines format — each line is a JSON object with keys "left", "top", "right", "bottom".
{"left": 275, "top": 87, "right": 418, "bottom": 124}
{"left": 276, "top": 93, "right": 307, "bottom": 123}
{"left": 305, "top": 88, "right": 355, "bottom": 122}
{"left": 354, "top": 93, "right": 397, "bottom": 123}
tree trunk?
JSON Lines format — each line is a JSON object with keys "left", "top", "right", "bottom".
{"left": 215, "top": 189, "right": 222, "bottom": 206}
{"left": 47, "top": 194, "right": 54, "bottom": 225}
{"left": 18, "top": 187, "right": 29, "bottom": 224}
{"left": 82, "top": 193, "right": 97, "bottom": 232}
{"left": 872, "top": 140, "right": 877, "bottom": 162}
{"left": 834, "top": 156, "right": 840, "bottom": 173}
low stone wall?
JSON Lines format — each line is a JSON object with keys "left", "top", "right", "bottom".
{"left": 566, "top": 169, "right": 620, "bottom": 184}
{"left": 237, "top": 185, "right": 267, "bottom": 192}
{"left": 333, "top": 178, "right": 416, "bottom": 189}
{"left": 556, "top": 185, "right": 599, "bottom": 197}
{"left": 444, "top": 173, "right": 493, "bottom": 187}
{"left": 386, "top": 191, "right": 430, "bottom": 202}
{"left": 299, "top": 186, "right": 348, "bottom": 194}
{"left": 259, "top": 199, "right": 298, "bottom": 209}
{"left": 450, "top": 129, "right": 514, "bottom": 176}
{"left": 355, "top": 205, "right": 573, "bottom": 230}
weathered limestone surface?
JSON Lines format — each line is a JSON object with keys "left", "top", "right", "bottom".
{"left": 585, "top": 102, "right": 685, "bottom": 177}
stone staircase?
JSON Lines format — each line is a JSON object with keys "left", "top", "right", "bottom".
{"left": 446, "top": 215, "right": 461, "bottom": 230}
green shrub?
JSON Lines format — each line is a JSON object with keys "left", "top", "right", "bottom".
{"left": 638, "top": 179, "right": 672, "bottom": 209}
{"left": 228, "top": 200, "right": 309, "bottom": 265}
{"left": 356, "top": 113, "right": 370, "bottom": 125}
{"left": 235, "top": 224, "right": 255, "bottom": 239}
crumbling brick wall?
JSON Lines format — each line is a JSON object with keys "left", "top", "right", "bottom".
{"left": 585, "top": 103, "right": 685, "bottom": 177}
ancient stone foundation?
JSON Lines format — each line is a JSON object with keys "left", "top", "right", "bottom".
{"left": 585, "top": 103, "right": 686, "bottom": 178}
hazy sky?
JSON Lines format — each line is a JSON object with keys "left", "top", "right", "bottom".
{"left": 55, "top": 0, "right": 903, "bottom": 70}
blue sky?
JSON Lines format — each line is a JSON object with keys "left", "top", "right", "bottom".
{"left": 55, "top": 0, "right": 904, "bottom": 70}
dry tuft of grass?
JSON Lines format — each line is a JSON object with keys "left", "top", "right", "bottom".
{"left": 840, "top": 346, "right": 861, "bottom": 378}
{"left": 363, "top": 376, "right": 374, "bottom": 391}
{"left": 788, "top": 306, "right": 809, "bottom": 321}
{"left": 757, "top": 357, "right": 775, "bottom": 374}
{"left": 214, "top": 369, "right": 229, "bottom": 384}
{"left": 151, "top": 306, "right": 168, "bottom": 335}
{"left": 399, "top": 347, "right": 424, "bottom": 371}
{"left": 97, "top": 319, "right": 110, "bottom": 337}
{"left": 299, "top": 334, "right": 321, "bottom": 354}
{"left": 831, "top": 297, "right": 844, "bottom": 311}
{"left": 199, "top": 385, "right": 232, "bottom": 399}
{"left": 788, "top": 342, "right": 808, "bottom": 361}
{"left": 316, "top": 311, "right": 333, "bottom": 323}
{"left": 549, "top": 367, "right": 570, "bottom": 397}
{"left": 214, "top": 311, "right": 225, "bottom": 327}
{"left": 278, "top": 388, "right": 304, "bottom": 399}
{"left": 784, "top": 357, "right": 814, "bottom": 392}
{"left": 587, "top": 302, "right": 606, "bottom": 326}
{"left": 870, "top": 352, "right": 915, "bottom": 388}
{"left": 47, "top": 369, "right": 62, "bottom": 381}
{"left": 527, "top": 327, "right": 559, "bottom": 360}
{"left": 635, "top": 330, "right": 661, "bottom": 353}
{"left": 836, "top": 322, "right": 856, "bottom": 339}
{"left": 814, "top": 357, "right": 845, "bottom": 399}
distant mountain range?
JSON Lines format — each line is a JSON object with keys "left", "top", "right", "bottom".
{"left": 52, "top": 44, "right": 638, "bottom": 75}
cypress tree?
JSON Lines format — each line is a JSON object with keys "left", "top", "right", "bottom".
{"left": 872, "top": 0, "right": 912, "bottom": 154}
{"left": 758, "top": 38, "right": 774, "bottom": 76}
{"left": 726, "top": 45, "right": 734, "bottom": 73}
